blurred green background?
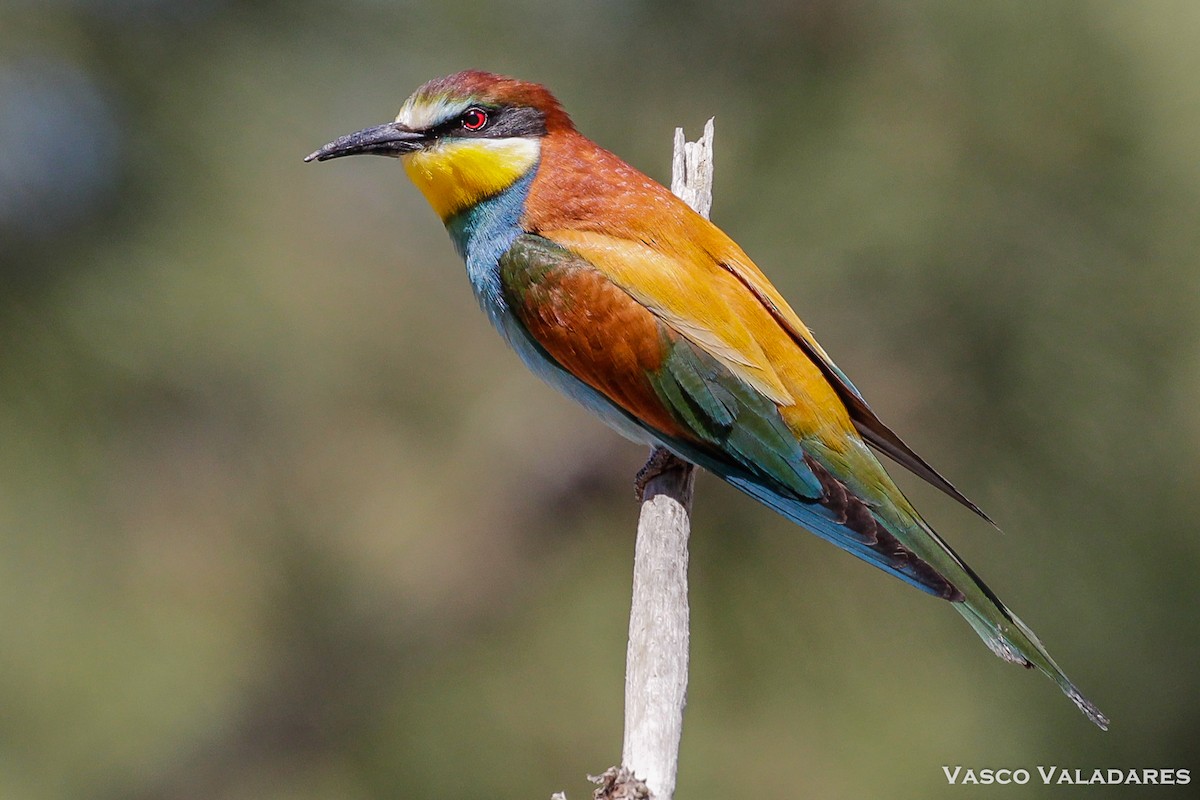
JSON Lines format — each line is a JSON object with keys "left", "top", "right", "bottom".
{"left": 2, "top": 1, "right": 1197, "bottom": 798}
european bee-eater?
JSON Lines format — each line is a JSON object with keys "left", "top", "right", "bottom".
{"left": 307, "top": 70, "right": 1107, "bottom": 728}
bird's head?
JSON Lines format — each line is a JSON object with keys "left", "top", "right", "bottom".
{"left": 306, "top": 70, "right": 572, "bottom": 221}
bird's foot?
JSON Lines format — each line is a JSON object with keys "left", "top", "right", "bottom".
{"left": 634, "top": 447, "right": 690, "bottom": 501}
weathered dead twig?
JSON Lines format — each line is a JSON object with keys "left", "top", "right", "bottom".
{"left": 555, "top": 119, "right": 714, "bottom": 800}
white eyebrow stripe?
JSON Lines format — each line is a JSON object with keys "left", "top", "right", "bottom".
{"left": 395, "top": 96, "right": 472, "bottom": 130}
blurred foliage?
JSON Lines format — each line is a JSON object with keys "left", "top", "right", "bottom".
{"left": 1, "top": 1, "right": 1198, "bottom": 798}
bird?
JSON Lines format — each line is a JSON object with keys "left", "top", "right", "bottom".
{"left": 306, "top": 70, "right": 1107, "bottom": 729}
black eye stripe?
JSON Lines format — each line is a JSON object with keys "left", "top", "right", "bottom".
{"left": 435, "top": 105, "right": 547, "bottom": 139}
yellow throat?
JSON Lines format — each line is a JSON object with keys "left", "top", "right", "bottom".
{"left": 402, "top": 137, "right": 540, "bottom": 221}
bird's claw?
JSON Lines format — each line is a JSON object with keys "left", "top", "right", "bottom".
{"left": 634, "top": 447, "right": 688, "bottom": 501}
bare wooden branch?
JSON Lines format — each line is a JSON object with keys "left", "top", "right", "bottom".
{"left": 670, "top": 118, "right": 715, "bottom": 217}
{"left": 619, "top": 119, "right": 715, "bottom": 800}
{"left": 553, "top": 119, "right": 715, "bottom": 800}
{"left": 621, "top": 457, "right": 693, "bottom": 799}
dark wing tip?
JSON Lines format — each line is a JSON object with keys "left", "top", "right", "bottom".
{"left": 850, "top": 411, "right": 1000, "bottom": 529}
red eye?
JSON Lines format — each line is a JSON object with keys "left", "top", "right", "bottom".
{"left": 461, "top": 108, "right": 488, "bottom": 131}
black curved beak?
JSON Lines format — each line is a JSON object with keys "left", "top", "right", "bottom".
{"left": 304, "top": 122, "right": 426, "bottom": 162}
